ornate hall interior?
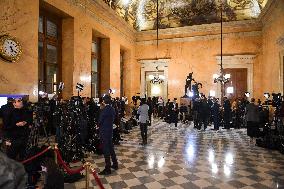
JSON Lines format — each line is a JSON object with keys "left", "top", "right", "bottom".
{"left": 0, "top": 0, "right": 284, "bottom": 189}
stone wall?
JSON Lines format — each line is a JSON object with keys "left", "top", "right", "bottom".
{"left": 0, "top": 0, "right": 137, "bottom": 101}
{"left": 261, "top": 0, "right": 284, "bottom": 95}
{"left": 0, "top": 0, "right": 39, "bottom": 102}
{"left": 135, "top": 21, "right": 263, "bottom": 100}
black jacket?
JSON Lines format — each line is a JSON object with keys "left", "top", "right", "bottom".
{"left": 0, "top": 103, "right": 14, "bottom": 130}
{"left": 5, "top": 108, "right": 31, "bottom": 139}
{"left": 99, "top": 105, "right": 115, "bottom": 140}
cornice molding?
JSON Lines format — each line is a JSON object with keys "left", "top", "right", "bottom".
{"left": 65, "top": 0, "right": 135, "bottom": 43}
{"left": 216, "top": 55, "right": 257, "bottom": 65}
{"left": 136, "top": 31, "right": 262, "bottom": 45}
{"left": 138, "top": 59, "right": 170, "bottom": 65}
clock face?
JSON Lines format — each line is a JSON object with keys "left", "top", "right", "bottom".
{"left": 0, "top": 35, "right": 22, "bottom": 62}
{"left": 3, "top": 39, "right": 20, "bottom": 57}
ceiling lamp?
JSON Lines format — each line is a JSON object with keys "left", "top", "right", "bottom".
{"left": 149, "top": 66, "right": 165, "bottom": 84}
{"left": 213, "top": 1, "right": 230, "bottom": 102}
{"left": 147, "top": 0, "right": 165, "bottom": 85}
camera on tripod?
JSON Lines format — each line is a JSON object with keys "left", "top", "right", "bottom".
{"left": 32, "top": 102, "right": 50, "bottom": 114}
{"left": 271, "top": 93, "right": 282, "bottom": 108}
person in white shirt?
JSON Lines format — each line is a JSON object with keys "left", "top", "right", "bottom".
{"left": 138, "top": 98, "right": 149, "bottom": 145}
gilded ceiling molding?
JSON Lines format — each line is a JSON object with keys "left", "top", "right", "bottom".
{"left": 137, "top": 20, "right": 262, "bottom": 37}
{"left": 136, "top": 31, "right": 262, "bottom": 45}
{"left": 65, "top": 0, "right": 136, "bottom": 43}
{"left": 102, "top": 0, "right": 268, "bottom": 31}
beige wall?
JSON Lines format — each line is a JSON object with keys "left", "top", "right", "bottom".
{"left": 136, "top": 23, "right": 263, "bottom": 100}
{"left": 0, "top": 0, "right": 137, "bottom": 101}
{"left": 1, "top": 0, "right": 284, "bottom": 103}
{"left": 0, "top": 0, "right": 39, "bottom": 102}
{"left": 261, "top": 0, "right": 284, "bottom": 95}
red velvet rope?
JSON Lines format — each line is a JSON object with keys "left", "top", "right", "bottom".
{"left": 91, "top": 169, "right": 105, "bottom": 189}
{"left": 21, "top": 147, "right": 51, "bottom": 164}
{"left": 54, "top": 149, "right": 85, "bottom": 175}
{"left": 21, "top": 146, "right": 104, "bottom": 188}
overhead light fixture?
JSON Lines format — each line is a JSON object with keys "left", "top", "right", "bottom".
{"left": 213, "top": 1, "right": 230, "bottom": 102}
{"left": 149, "top": 66, "right": 165, "bottom": 84}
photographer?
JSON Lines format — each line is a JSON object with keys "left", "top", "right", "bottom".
{"left": 5, "top": 98, "right": 32, "bottom": 160}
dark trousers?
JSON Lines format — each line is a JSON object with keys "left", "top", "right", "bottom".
{"left": 101, "top": 138, "right": 118, "bottom": 171}
{"left": 140, "top": 123, "right": 148, "bottom": 143}
{"left": 6, "top": 138, "right": 27, "bottom": 161}
{"left": 213, "top": 116, "right": 220, "bottom": 130}
{"left": 158, "top": 106, "right": 163, "bottom": 118}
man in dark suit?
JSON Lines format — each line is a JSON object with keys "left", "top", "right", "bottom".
{"left": 223, "top": 97, "right": 232, "bottom": 129}
{"left": 169, "top": 98, "right": 179, "bottom": 127}
{"left": 212, "top": 98, "right": 221, "bottom": 130}
{"left": 98, "top": 95, "right": 118, "bottom": 175}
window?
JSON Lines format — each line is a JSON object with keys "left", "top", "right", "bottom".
{"left": 91, "top": 39, "right": 101, "bottom": 98}
{"left": 38, "top": 12, "right": 61, "bottom": 95}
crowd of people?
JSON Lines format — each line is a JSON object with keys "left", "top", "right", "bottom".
{"left": 0, "top": 92, "right": 283, "bottom": 187}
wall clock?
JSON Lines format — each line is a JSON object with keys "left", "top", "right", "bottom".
{"left": 0, "top": 35, "right": 22, "bottom": 63}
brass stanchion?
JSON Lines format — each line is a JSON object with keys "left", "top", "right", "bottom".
{"left": 85, "top": 162, "right": 90, "bottom": 189}
{"left": 52, "top": 143, "right": 58, "bottom": 164}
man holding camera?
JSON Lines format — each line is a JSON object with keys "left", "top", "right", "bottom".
{"left": 5, "top": 98, "right": 31, "bottom": 160}
{"left": 98, "top": 95, "right": 118, "bottom": 175}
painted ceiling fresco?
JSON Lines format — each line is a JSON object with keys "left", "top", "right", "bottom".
{"left": 102, "top": 0, "right": 268, "bottom": 31}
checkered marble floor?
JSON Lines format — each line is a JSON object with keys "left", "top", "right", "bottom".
{"left": 64, "top": 121, "right": 284, "bottom": 189}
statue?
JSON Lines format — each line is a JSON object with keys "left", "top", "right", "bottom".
{"left": 184, "top": 72, "right": 195, "bottom": 97}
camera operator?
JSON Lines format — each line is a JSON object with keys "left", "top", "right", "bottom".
{"left": 245, "top": 98, "right": 259, "bottom": 144}
{"left": 5, "top": 98, "right": 32, "bottom": 160}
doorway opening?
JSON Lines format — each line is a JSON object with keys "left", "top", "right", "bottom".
{"left": 224, "top": 68, "right": 248, "bottom": 100}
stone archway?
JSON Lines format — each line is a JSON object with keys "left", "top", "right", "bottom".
{"left": 138, "top": 59, "right": 170, "bottom": 100}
